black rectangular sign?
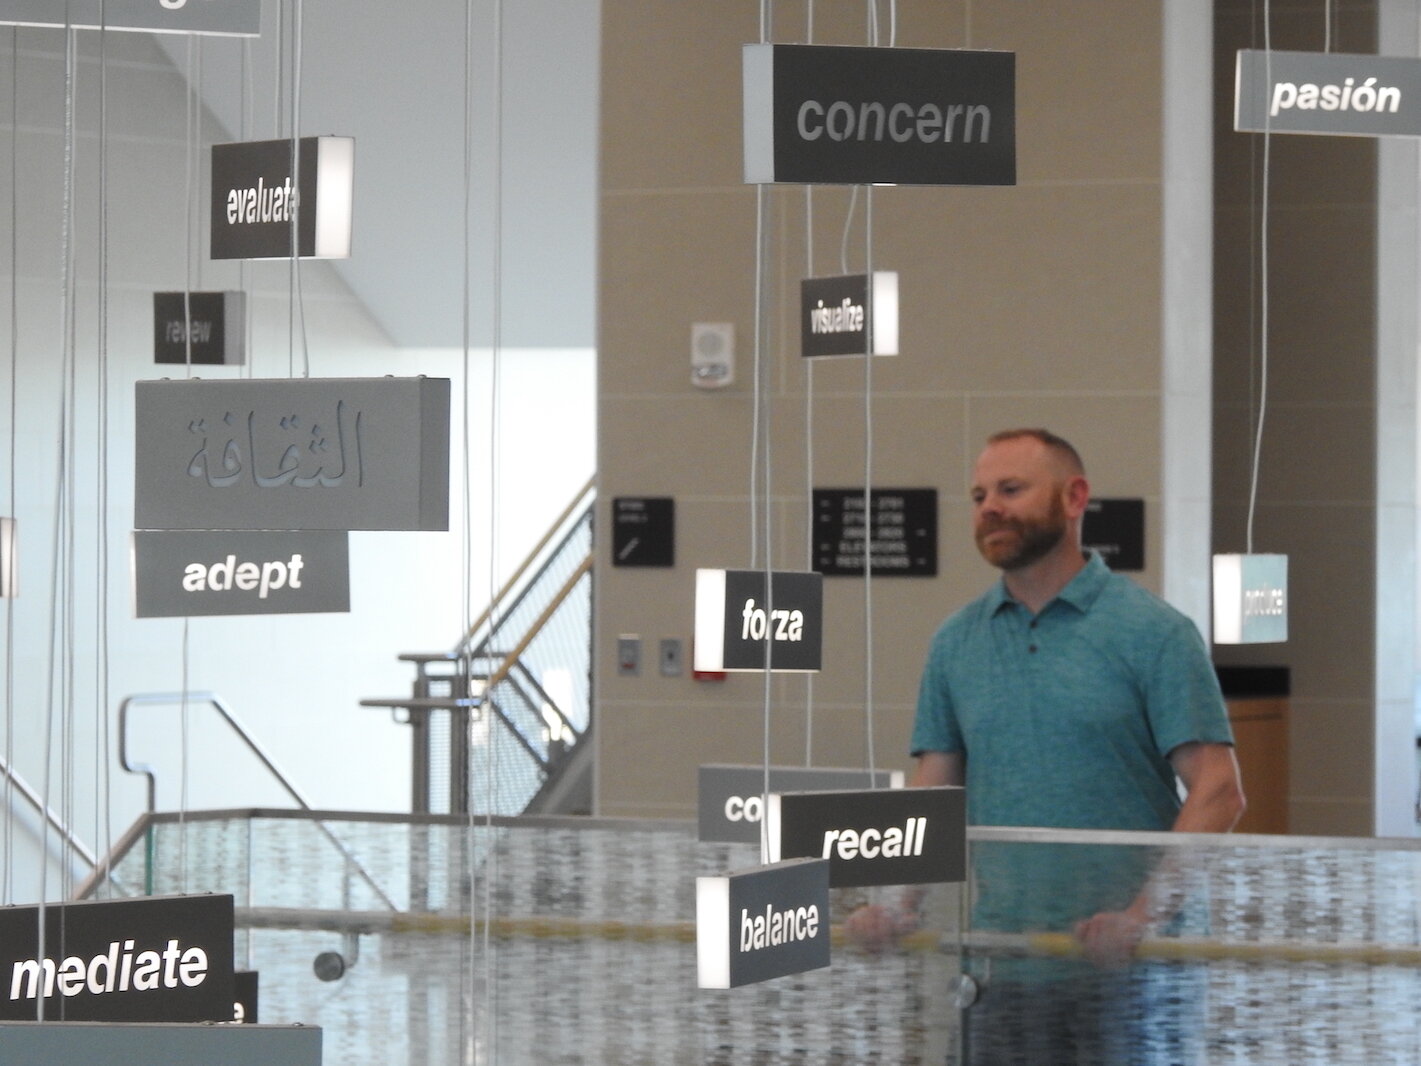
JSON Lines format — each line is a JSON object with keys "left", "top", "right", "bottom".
{"left": 694, "top": 569, "right": 822, "bottom": 672}
{"left": 813, "top": 488, "right": 936, "bottom": 577}
{"left": 768, "top": 786, "right": 965, "bottom": 888}
{"left": 210, "top": 137, "right": 353, "bottom": 260}
{"left": 0, "top": 894, "right": 234, "bottom": 1022}
{"left": 697, "top": 858, "right": 830, "bottom": 989}
{"left": 1236, "top": 49, "right": 1421, "bottom": 137}
{"left": 611, "top": 497, "right": 674, "bottom": 567}
{"left": 800, "top": 273, "right": 898, "bottom": 358}
{"left": 154, "top": 291, "right": 244, "bottom": 366}
{"left": 697, "top": 764, "right": 904, "bottom": 844}
{"left": 1082, "top": 497, "right": 1144, "bottom": 572}
{"left": 744, "top": 44, "right": 1016, "bottom": 186}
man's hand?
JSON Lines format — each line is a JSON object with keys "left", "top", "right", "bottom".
{"left": 1073, "top": 907, "right": 1147, "bottom": 967}
{"left": 844, "top": 902, "right": 919, "bottom": 954}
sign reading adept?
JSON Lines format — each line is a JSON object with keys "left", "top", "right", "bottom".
{"left": 1236, "top": 50, "right": 1421, "bottom": 137}
{"left": 154, "top": 291, "right": 245, "bottom": 366}
{"left": 134, "top": 377, "right": 450, "bottom": 532}
{"left": 133, "top": 530, "right": 349, "bottom": 618}
{"left": 697, "top": 858, "right": 830, "bottom": 989}
{"left": 698, "top": 764, "right": 905, "bottom": 844}
{"left": 768, "top": 786, "right": 966, "bottom": 888}
{"left": 0, "top": 893, "right": 235, "bottom": 1022}
{"left": 211, "top": 137, "right": 354, "bottom": 260}
{"left": 0, "top": 0, "right": 260, "bottom": 35}
{"left": 744, "top": 43, "right": 1016, "bottom": 186}
{"left": 694, "top": 569, "right": 822, "bottom": 672}
{"left": 801, "top": 272, "right": 898, "bottom": 358}
{"left": 1213, "top": 552, "right": 1288, "bottom": 645}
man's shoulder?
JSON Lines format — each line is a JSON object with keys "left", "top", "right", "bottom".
{"left": 930, "top": 583, "right": 1001, "bottom": 645}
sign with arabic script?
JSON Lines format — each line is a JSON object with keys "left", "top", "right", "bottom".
{"left": 135, "top": 378, "right": 450, "bottom": 531}
{"left": 0, "top": 0, "right": 260, "bottom": 36}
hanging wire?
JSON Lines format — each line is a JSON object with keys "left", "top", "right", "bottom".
{"left": 4, "top": 25, "right": 18, "bottom": 907}
{"left": 803, "top": 1, "right": 816, "bottom": 766}
{"left": 1245, "top": 2, "right": 1273, "bottom": 555}
{"left": 290, "top": 0, "right": 310, "bottom": 377}
{"left": 95, "top": 0, "right": 114, "bottom": 895}
{"left": 1323, "top": 0, "right": 1334, "bottom": 52}
{"left": 240, "top": 36, "right": 253, "bottom": 377}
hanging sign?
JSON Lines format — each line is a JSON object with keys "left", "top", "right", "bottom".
{"left": 693, "top": 569, "right": 822, "bottom": 672}
{"left": 743, "top": 43, "right": 1016, "bottom": 185}
{"left": 210, "top": 137, "right": 355, "bottom": 260}
{"left": 132, "top": 530, "right": 349, "bottom": 618}
{"left": 134, "top": 377, "right": 451, "bottom": 532}
{"left": 1082, "top": 497, "right": 1145, "bottom": 572}
{"left": 154, "top": 291, "right": 245, "bottom": 366}
{"left": 800, "top": 272, "right": 898, "bottom": 358}
{"left": 696, "top": 858, "right": 830, "bottom": 989}
{"left": 0, "top": 894, "right": 234, "bottom": 1022}
{"left": 0, "top": 0, "right": 260, "bottom": 36}
{"left": 1235, "top": 50, "right": 1421, "bottom": 137}
{"left": 1213, "top": 552, "right": 1288, "bottom": 645}
{"left": 767, "top": 786, "right": 966, "bottom": 888}
{"left": 698, "top": 764, "right": 905, "bottom": 844}
{"left": 813, "top": 488, "right": 936, "bottom": 577}
{"left": 611, "top": 497, "right": 674, "bottom": 567}
{"left": 0, "top": 1023, "right": 320, "bottom": 1063}
{"left": 232, "top": 970, "right": 258, "bottom": 1023}
{"left": 0, "top": 517, "right": 14, "bottom": 598}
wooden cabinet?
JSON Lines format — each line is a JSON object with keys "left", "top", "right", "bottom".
{"left": 1226, "top": 696, "right": 1289, "bottom": 834}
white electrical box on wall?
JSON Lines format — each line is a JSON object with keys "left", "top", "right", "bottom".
{"left": 691, "top": 322, "right": 734, "bottom": 389}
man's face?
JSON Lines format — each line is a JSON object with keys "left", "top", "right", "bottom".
{"left": 971, "top": 438, "right": 1071, "bottom": 571}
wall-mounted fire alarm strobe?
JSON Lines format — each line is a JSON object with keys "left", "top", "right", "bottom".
{"left": 691, "top": 322, "right": 734, "bottom": 389}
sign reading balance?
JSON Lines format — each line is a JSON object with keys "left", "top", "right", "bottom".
{"left": 694, "top": 569, "right": 822, "bottom": 672}
{"left": 697, "top": 858, "right": 830, "bottom": 989}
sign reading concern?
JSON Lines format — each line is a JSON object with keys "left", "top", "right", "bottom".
{"left": 210, "top": 137, "right": 354, "bottom": 260}
{"left": 694, "top": 569, "right": 823, "bottom": 672}
{"left": 135, "top": 377, "right": 450, "bottom": 532}
{"left": 744, "top": 43, "right": 1016, "bottom": 185}
{"left": 698, "top": 764, "right": 905, "bottom": 844}
{"left": 0, "top": 0, "right": 260, "bottom": 36}
{"left": 1235, "top": 50, "right": 1421, "bottom": 137}
{"left": 697, "top": 858, "right": 830, "bottom": 989}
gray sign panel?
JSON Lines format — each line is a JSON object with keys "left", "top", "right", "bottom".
{"left": 0, "top": 0, "right": 260, "bottom": 36}
{"left": 135, "top": 377, "right": 450, "bottom": 532}
{"left": 698, "top": 764, "right": 904, "bottom": 844}
{"left": 1235, "top": 49, "right": 1421, "bottom": 137}
{"left": 0, "top": 1024, "right": 319, "bottom": 1066}
{"left": 697, "top": 858, "right": 830, "bottom": 989}
{"left": 133, "top": 530, "right": 349, "bottom": 617}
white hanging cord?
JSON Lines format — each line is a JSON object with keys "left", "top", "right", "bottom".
{"left": 839, "top": 185, "right": 859, "bottom": 273}
{"left": 1323, "top": 0, "right": 1334, "bottom": 52}
{"left": 286, "top": 0, "right": 310, "bottom": 378}
{"left": 4, "top": 26, "right": 18, "bottom": 907}
{"left": 240, "top": 37, "right": 253, "bottom": 377}
{"left": 750, "top": 184, "right": 766, "bottom": 568}
{"left": 95, "top": 0, "right": 115, "bottom": 893}
{"left": 863, "top": 185, "right": 876, "bottom": 774}
{"left": 1246, "top": 4, "right": 1273, "bottom": 555}
{"left": 803, "top": 3, "right": 815, "bottom": 767}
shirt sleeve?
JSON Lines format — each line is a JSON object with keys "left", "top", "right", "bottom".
{"left": 1144, "top": 614, "right": 1235, "bottom": 757}
{"left": 910, "top": 627, "right": 965, "bottom": 757}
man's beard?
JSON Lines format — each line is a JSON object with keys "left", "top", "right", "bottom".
{"left": 975, "top": 494, "right": 1067, "bottom": 571}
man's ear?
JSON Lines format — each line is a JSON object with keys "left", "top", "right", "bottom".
{"left": 1063, "top": 475, "right": 1091, "bottom": 519}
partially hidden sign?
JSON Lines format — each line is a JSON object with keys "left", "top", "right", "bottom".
{"left": 813, "top": 488, "right": 936, "bottom": 577}
{"left": 696, "top": 858, "right": 830, "bottom": 989}
{"left": 1236, "top": 50, "right": 1421, "bottom": 137}
{"left": 210, "top": 137, "right": 354, "bottom": 260}
{"left": 0, "top": 0, "right": 260, "bottom": 35}
{"left": 134, "top": 377, "right": 450, "bottom": 532}
{"left": 1081, "top": 498, "right": 1144, "bottom": 572}
{"left": 697, "top": 764, "right": 904, "bottom": 844}
{"left": 694, "top": 569, "right": 822, "bottom": 672}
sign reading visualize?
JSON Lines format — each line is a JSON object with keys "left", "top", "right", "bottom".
{"left": 696, "top": 858, "right": 830, "bottom": 989}
{"left": 800, "top": 272, "right": 899, "bottom": 358}
{"left": 1213, "top": 552, "right": 1288, "bottom": 645}
{"left": 611, "top": 497, "right": 674, "bottom": 568}
{"left": 154, "top": 291, "right": 245, "bottom": 366}
{"left": 0, "top": 0, "right": 260, "bottom": 36}
{"left": 134, "top": 377, "right": 451, "bottom": 532}
{"left": 698, "top": 764, "right": 905, "bottom": 844}
{"left": 132, "top": 530, "right": 349, "bottom": 617}
{"left": 0, "top": 894, "right": 234, "bottom": 1022}
{"left": 1082, "top": 498, "right": 1145, "bottom": 572}
{"left": 767, "top": 786, "right": 966, "bottom": 888}
{"left": 1235, "top": 50, "right": 1421, "bottom": 137}
{"left": 211, "top": 137, "right": 354, "bottom": 260}
{"left": 813, "top": 488, "right": 936, "bottom": 577}
{"left": 694, "top": 569, "right": 822, "bottom": 672}
{"left": 744, "top": 43, "right": 1016, "bottom": 185}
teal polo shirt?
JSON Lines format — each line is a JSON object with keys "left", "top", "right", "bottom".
{"left": 911, "top": 552, "right": 1233, "bottom": 830}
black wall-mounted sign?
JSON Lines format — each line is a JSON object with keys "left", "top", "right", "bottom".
{"left": 744, "top": 43, "right": 1016, "bottom": 186}
{"left": 696, "top": 858, "right": 830, "bottom": 989}
{"left": 611, "top": 497, "right": 674, "bottom": 567}
{"left": 154, "top": 291, "right": 245, "bottom": 366}
{"left": 210, "top": 137, "right": 353, "bottom": 260}
{"left": 1081, "top": 497, "right": 1145, "bottom": 572}
{"left": 1236, "top": 49, "right": 1421, "bottom": 138}
{"left": 768, "top": 786, "right": 965, "bottom": 888}
{"left": 0, "top": 894, "right": 234, "bottom": 1022}
{"left": 697, "top": 764, "right": 904, "bottom": 844}
{"left": 694, "top": 569, "right": 823, "bottom": 672}
{"left": 814, "top": 488, "right": 936, "bottom": 577}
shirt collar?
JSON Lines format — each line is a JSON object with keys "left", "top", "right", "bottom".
{"left": 987, "top": 550, "right": 1109, "bottom": 616}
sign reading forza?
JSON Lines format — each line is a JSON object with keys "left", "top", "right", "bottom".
{"left": 767, "top": 786, "right": 965, "bottom": 887}
{"left": 696, "top": 858, "right": 830, "bottom": 989}
{"left": 0, "top": 0, "right": 260, "bottom": 36}
{"left": 1235, "top": 50, "right": 1421, "bottom": 137}
{"left": 694, "top": 568, "right": 822, "bottom": 672}
{"left": 211, "top": 137, "right": 354, "bottom": 260}
{"left": 744, "top": 43, "right": 1015, "bottom": 185}
{"left": 0, "top": 894, "right": 234, "bottom": 1021}
{"left": 801, "top": 272, "right": 898, "bottom": 358}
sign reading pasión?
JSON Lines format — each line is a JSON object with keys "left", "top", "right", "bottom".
{"left": 1235, "top": 50, "right": 1421, "bottom": 137}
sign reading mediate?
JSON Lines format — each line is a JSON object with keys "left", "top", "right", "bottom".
{"left": 154, "top": 292, "right": 245, "bottom": 366}
{"left": 0, "top": 894, "right": 234, "bottom": 1022}
{"left": 1082, "top": 497, "right": 1144, "bottom": 572}
{"left": 134, "top": 377, "right": 450, "bottom": 532}
{"left": 744, "top": 43, "right": 1016, "bottom": 185}
{"left": 1236, "top": 50, "right": 1421, "bottom": 137}
{"left": 813, "top": 488, "right": 937, "bottom": 577}
{"left": 611, "top": 497, "right": 674, "bottom": 568}
{"left": 694, "top": 569, "right": 822, "bottom": 672}
{"left": 767, "top": 786, "right": 965, "bottom": 888}
{"left": 211, "top": 137, "right": 354, "bottom": 260}
{"left": 800, "top": 272, "right": 899, "bottom": 358}
{"left": 132, "top": 530, "right": 349, "bottom": 618}
{"left": 696, "top": 858, "right": 830, "bottom": 989}
{"left": 0, "top": 0, "right": 259, "bottom": 35}
{"left": 698, "top": 764, "right": 905, "bottom": 844}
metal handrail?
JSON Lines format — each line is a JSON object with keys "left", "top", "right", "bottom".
{"left": 0, "top": 753, "right": 99, "bottom": 872}
{"left": 117, "top": 692, "right": 399, "bottom": 910}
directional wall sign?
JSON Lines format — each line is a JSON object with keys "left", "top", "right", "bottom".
{"left": 1082, "top": 497, "right": 1144, "bottom": 572}
{"left": 696, "top": 858, "right": 830, "bottom": 989}
{"left": 698, "top": 764, "right": 905, "bottom": 844}
{"left": 0, "top": 0, "right": 260, "bottom": 35}
{"left": 1236, "top": 49, "right": 1421, "bottom": 137}
{"left": 813, "top": 488, "right": 936, "bottom": 577}
{"left": 744, "top": 43, "right": 1016, "bottom": 185}
{"left": 611, "top": 497, "right": 674, "bottom": 567}
{"left": 134, "top": 377, "right": 450, "bottom": 532}
{"left": 154, "top": 292, "right": 245, "bottom": 366}
{"left": 801, "top": 272, "right": 899, "bottom": 358}
{"left": 0, "top": 894, "right": 234, "bottom": 1022}
{"left": 767, "top": 786, "right": 966, "bottom": 888}
{"left": 211, "top": 137, "right": 354, "bottom": 260}
{"left": 694, "top": 569, "right": 822, "bottom": 672}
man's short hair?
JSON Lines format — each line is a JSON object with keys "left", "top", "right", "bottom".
{"left": 986, "top": 428, "right": 1086, "bottom": 476}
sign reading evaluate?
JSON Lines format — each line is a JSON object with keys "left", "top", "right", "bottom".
{"left": 211, "top": 137, "right": 354, "bottom": 260}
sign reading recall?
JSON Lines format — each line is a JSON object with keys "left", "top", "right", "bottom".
{"left": 694, "top": 569, "right": 822, "bottom": 672}
{"left": 1082, "top": 497, "right": 1144, "bottom": 572}
{"left": 744, "top": 43, "right": 1016, "bottom": 185}
{"left": 134, "top": 377, "right": 450, "bottom": 532}
{"left": 696, "top": 858, "right": 829, "bottom": 989}
{"left": 154, "top": 291, "right": 245, "bottom": 366}
{"left": 767, "top": 786, "right": 965, "bottom": 888}
{"left": 210, "top": 137, "right": 354, "bottom": 260}
{"left": 1236, "top": 50, "right": 1421, "bottom": 137}
{"left": 132, "top": 530, "right": 349, "bottom": 618}
{"left": 611, "top": 497, "right": 674, "bottom": 568}
{"left": 813, "top": 488, "right": 936, "bottom": 577}
{"left": 0, "top": 894, "right": 234, "bottom": 1022}
{"left": 0, "top": 0, "right": 260, "bottom": 36}
{"left": 800, "top": 272, "right": 899, "bottom": 358}
{"left": 698, "top": 764, "right": 905, "bottom": 844}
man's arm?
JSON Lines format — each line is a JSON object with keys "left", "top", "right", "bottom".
{"left": 911, "top": 750, "right": 963, "bottom": 789}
